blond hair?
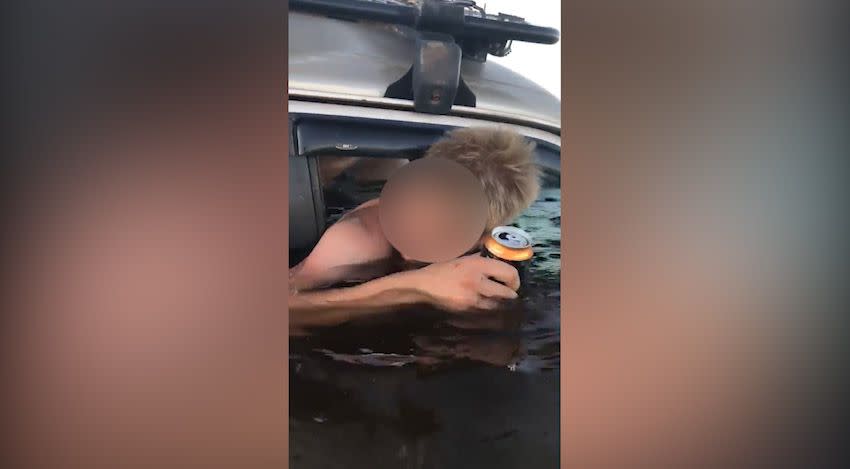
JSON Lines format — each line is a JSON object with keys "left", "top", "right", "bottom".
{"left": 424, "top": 127, "right": 539, "bottom": 229}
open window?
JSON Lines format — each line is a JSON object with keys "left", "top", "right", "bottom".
{"left": 289, "top": 114, "right": 560, "bottom": 263}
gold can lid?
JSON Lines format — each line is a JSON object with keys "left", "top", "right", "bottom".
{"left": 485, "top": 226, "right": 533, "bottom": 261}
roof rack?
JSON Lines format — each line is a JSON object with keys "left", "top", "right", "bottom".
{"left": 289, "top": 0, "right": 560, "bottom": 115}
{"left": 289, "top": 0, "right": 559, "bottom": 60}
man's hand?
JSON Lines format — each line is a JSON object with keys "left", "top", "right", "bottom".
{"left": 410, "top": 254, "right": 520, "bottom": 312}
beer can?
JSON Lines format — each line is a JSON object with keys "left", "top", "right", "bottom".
{"left": 481, "top": 226, "right": 533, "bottom": 288}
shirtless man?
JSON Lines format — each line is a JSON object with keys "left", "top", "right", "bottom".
{"left": 289, "top": 127, "right": 539, "bottom": 330}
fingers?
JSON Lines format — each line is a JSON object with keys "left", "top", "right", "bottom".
{"left": 474, "top": 297, "right": 502, "bottom": 311}
{"left": 478, "top": 277, "right": 519, "bottom": 300}
{"left": 474, "top": 277, "right": 519, "bottom": 312}
{"left": 478, "top": 257, "right": 521, "bottom": 291}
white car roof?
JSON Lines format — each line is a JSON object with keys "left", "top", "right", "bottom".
{"left": 288, "top": 11, "right": 561, "bottom": 132}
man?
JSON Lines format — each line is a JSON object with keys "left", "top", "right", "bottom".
{"left": 290, "top": 127, "right": 539, "bottom": 329}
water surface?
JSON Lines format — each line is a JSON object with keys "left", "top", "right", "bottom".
{"left": 290, "top": 184, "right": 561, "bottom": 469}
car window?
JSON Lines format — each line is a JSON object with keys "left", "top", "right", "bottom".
{"left": 317, "top": 155, "right": 560, "bottom": 228}
{"left": 292, "top": 114, "right": 561, "bottom": 236}
{"left": 318, "top": 156, "right": 409, "bottom": 225}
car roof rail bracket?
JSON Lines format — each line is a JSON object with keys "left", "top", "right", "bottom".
{"left": 384, "top": 32, "right": 476, "bottom": 114}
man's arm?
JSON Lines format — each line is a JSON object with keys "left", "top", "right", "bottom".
{"left": 289, "top": 253, "right": 521, "bottom": 333}
{"left": 289, "top": 269, "right": 426, "bottom": 329}
{"left": 290, "top": 201, "right": 393, "bottom": 293}
{"left": 289, "top": 200, "right": 411, "bottom": 331}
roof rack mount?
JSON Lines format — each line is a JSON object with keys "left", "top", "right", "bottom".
{"left": 384, "top": 32, "right": 476, "bottom": 115}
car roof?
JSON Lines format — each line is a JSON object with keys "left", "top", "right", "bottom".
{"left": 288, "top": 11, "right": 561, "bottom": 131}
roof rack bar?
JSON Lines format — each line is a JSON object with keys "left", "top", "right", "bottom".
{"left": 462, "top": 16, "right": 559, "bottom": 45}
{"left": 289, "top": 0, "right": 560, "bottom": 46}
{"left": 289, "top": 0, "right": 418, "bottom": 26}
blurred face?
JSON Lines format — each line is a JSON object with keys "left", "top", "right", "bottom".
{"left": 379, "top": 158, "right": 488, "bottom": 263}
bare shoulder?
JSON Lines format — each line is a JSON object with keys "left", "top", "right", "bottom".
{"left": 338, "top": 199, "right": 383, "bottom": 232}
{"left": 309, "top": 199, "right": 392, "bottom": 266}
{"left": 344, "top": 198, "right": 380, "bottom": 217}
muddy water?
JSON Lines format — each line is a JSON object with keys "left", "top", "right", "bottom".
{"left": 290, "top": 185, "right": 560, "bottom": 468}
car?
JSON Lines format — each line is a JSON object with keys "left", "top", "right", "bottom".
{"left": 288, "top": 0, "right": 561, "bottom": 262}
{"left": 288, "top": 2, "right": 562, "bottom": 467}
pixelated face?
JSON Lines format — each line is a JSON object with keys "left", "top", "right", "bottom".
{"left": 379, "top": 158, "right": 488, "bottom": 263}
